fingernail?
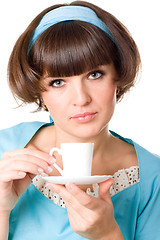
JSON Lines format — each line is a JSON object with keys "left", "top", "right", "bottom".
{"left": 66, "top": 183, "right": 74, "bottom": 191}
{"left": 38, "top": 168, "right": 44, "bottom": 174}
{"left": 47, "top": 166, "right": 53, "bottom": 173}
{"left": 49, "top": 156, "right": 56, "bottom": 164}
{"left": 18, "top": 171, "right": 26, "bottom": 176}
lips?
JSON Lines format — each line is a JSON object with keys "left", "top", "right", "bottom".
{"left": 71, "top": 112, "right": 97, "bottom": 123}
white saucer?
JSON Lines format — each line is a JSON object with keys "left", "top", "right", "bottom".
{"left": 42, "top": 175, "right": 112, "bottom": 185}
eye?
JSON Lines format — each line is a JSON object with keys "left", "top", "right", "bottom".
{"left": 88, "top": 70, "right": 105, "bottom": 80}
{"left": 49, "top": 79, "right": 65, "bottom": 88}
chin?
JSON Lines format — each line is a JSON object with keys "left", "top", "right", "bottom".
{"left": 69, "top": 125, "right": 106, "bottom": 140}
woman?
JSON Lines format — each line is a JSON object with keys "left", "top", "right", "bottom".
{"left": 0, "top": 1, "right": 160, "bottom": 239}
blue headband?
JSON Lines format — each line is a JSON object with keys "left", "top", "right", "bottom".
{"left": 28, "top": 6, "right": 115, "bottom": 53}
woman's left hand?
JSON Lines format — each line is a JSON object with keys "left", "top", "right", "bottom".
{"left": 46, "top": 178, "right": 122, "bottom": 240}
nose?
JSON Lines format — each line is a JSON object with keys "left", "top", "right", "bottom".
{"left": 71, "top": 80, "right": 91, "bottom": 107}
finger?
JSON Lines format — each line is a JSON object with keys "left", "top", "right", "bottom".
{"left": 66, "top": 183, "right": 97, "bottom": 209}
{"left": 98, "top": 178, "right": 114, "bottom": 203}
{"left": 46, "top": 182, "right": 96, "bottom": 210}
{"left": 46, "top": 183, "right": 76, "bottom": 205}
{"left": 2, "top": 148, "right": 56, "bottom": 165}
{"left": 1, "top": 155, "right": 53, "bottom": 175}
{"left": 2, "top": 160, "right": 51, "bottom": 176}
{"left": 0, "top": 170, "right": 27, "bottom": 188}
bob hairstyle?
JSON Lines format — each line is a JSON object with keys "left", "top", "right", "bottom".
{"left": 8, "top": 1, "right": 141, "bottom": 111}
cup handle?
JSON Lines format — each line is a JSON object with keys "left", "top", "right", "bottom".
{"left": 49, "top": 147, "right": 63, "bottom": 176}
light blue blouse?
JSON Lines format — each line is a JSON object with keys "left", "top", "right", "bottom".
{"left": 0, "top": 121, "right": 160, "bottom": 240}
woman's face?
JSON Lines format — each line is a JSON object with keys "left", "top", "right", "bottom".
{"left": 41, "top": 64, "right": 117, "bottom": 140}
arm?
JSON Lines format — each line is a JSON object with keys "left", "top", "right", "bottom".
{"left": 0, "top": 148, "right": 55, "bottom": 239}
{"left": 0, "top": 211, "right": 10, "bottom": 240}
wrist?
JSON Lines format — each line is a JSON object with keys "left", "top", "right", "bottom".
{"left": 0, "top": 210, "right": 10, "bottom": 240}
{"left": 107, "top": 224, "right": 124, "bottom": 240}
{"left": 0, "top": 210, "right": 10, "bottom": 217}
{"left": 98, "top": 223, "right": 124, "bottom": 240}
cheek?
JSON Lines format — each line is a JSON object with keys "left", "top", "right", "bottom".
{"left": 100, "top": 85, "right": 116, "bottom": 126}
{"left": 98, "top": 83, "right": 116, "bottom": 107}
{"left": 41, "top": 92, "right": 60, "bottom": 112}
{"left": 42, "top": 91, "right": 68, "bottom": 121}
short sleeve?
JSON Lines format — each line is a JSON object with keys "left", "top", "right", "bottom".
{"left": 135, "top": 174, "right": 160, "bottom": 239}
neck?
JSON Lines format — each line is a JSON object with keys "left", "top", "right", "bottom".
{"left": 52, "top": 124, "right": 113, "bottom": 164}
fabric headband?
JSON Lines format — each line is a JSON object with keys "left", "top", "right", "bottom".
{"left": 28, "top": 5, "right": 115, "bottom": 53}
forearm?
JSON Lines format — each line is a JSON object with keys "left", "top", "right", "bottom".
{"left": 0, "top": 211, "right": 10, "bottom": 240}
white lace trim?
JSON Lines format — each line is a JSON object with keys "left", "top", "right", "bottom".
{"left": 32, "top": 166, "right": 139, "bottom": 208}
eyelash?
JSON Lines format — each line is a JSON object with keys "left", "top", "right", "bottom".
{"left": 48, "top": 79, "right": 64, "bottom": 87}
{"left": 48, "top": 70, "right": 105, "bottom": 87}
{"left": 88, "top": 70, "right": 105, "bottom": 79}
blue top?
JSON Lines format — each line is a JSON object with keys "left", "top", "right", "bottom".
{"left": 0, "top": 121, "right": 160, "bottom": 240}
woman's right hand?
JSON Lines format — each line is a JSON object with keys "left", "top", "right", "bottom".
{"left": 0, "top": 148, "right": 55, "bottom": 213}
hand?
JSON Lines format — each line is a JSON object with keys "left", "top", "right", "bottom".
{"left": 46, "top": 178, "right": 121, "bottom": 240}
{"left": 0, "top": 148, "right": 55, "bottom": 213}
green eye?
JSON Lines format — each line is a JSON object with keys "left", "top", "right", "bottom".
{"left": 88, "top": 70, "right": 105, "bottom": 80}
{"left": 49, "top": 79, "right": 65, "bottom": 87}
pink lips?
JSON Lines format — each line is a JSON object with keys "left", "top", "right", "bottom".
{"left": 71, "top": 112, "right": 97, "bottom": 123}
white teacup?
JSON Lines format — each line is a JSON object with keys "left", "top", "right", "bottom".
{"left": 50, "top": 143, "right": 94, "bottom": 177}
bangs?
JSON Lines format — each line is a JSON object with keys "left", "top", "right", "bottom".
{"left": 30, "top": 20, "right": 119, "bottom": 77}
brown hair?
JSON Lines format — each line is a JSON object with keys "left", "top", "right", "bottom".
{"left": 8, "top": 1, "right": 141, "bottom": 111}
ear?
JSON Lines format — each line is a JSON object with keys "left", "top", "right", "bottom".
{"left": 40, "top": 97, "right": 48, "bottom": 111}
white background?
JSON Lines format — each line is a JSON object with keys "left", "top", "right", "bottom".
{"left": 0, "top": 0, "right": 159, "bottom": 155}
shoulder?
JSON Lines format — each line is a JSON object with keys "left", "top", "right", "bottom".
{"left": 0, "top": 121, "right": 46, "bottom": 158}
{"left": 133, "top": 141, "right": 160, "bottom": 180}
{"left": 110, "top": 130, "right": 160, "bottom": 176}
{"left": 132, "top": 142, "right": 160, "bottom": 214}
